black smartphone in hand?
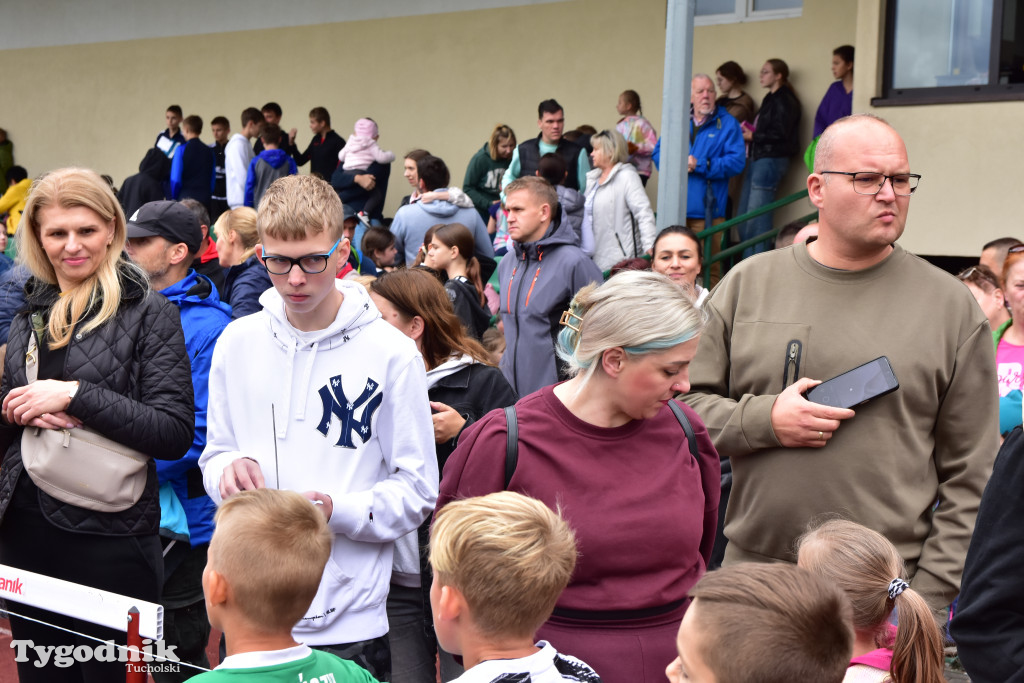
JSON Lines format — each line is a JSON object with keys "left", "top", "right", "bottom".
{"left": 804, "top": 356, "right": 899, "bottom": 410}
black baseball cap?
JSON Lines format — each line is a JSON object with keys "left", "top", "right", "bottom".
{"left": 126, "top": 201, "right": 202, "bottom": 254}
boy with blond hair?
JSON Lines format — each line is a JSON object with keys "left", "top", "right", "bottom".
{"left": 200, "top": 175, "right": 437, "bottom": 680}
{"left": 665, "top": 563, "right": 853, "bottom": 683}
{"left": 195, "top": 488, "right": 379, "bottom": 681}
{"left": 430, "top": 492, "right": 600, "bottom": 683}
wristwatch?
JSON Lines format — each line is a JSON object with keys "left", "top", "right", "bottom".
{"left": 68, "top": 381, "right": 79, "bottom": 402}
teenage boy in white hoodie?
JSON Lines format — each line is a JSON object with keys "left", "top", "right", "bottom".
{"left": 225, "top": 107, "right": 263, "bottom": 209}
{"left": 199, "top": 174, "right": 438, "bottom": 681}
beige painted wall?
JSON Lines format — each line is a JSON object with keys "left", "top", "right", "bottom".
{"left": 9, "top": 0, "right": 1004, "bottom": 256}
{"left": 0, "top": 0, "right": 666, "bottom": 218}
{"left": 690, "top": 1, "right": 859, "bottom": 229}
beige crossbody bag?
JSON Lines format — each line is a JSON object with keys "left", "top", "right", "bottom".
{"left": 19, "top": 313, "right": 149, "bottom": 513}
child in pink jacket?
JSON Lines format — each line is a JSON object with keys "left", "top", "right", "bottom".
{"left": 338, "top": 118, "right": 396, "bottom": 171}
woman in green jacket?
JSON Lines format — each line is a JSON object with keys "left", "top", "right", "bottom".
{"left": 462, "top": 124, "right": 516, "bottom": 224}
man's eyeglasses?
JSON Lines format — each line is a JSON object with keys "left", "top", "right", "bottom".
{"left": 261, "top": 236, "right": 343, "bottom": 275}
{"left": 820, "top": 171, "right": 921, "bottom": 196}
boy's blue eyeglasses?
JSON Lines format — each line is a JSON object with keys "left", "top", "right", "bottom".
{"left": 261, "top": 237, "right": 343, "bottom": 275}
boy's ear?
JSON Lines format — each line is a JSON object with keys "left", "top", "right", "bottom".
{"left": 335, "top": 238, "right": 352, "bottom": 276}
{"left": 337, "top": 237, "right": 352, "bottom": 264}
{"left": 438, "top": 584, "right": 465, "bottom": 622}
{"left": 255, "top": 244, "right": 265, "bottom": 263}
{"left": 206, "top": 568, "right": 229, "bottom": 607}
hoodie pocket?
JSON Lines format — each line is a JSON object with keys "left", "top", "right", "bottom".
{"left": 297, "top": 538, "right": 389, "bottom": 638}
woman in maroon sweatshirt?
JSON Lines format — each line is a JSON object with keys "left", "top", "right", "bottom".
{"left": 436, "top": 270, "right": 720, "bottom": 683}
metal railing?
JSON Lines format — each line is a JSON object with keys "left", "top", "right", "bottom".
{"left": 696, "top": 189, "right": 817, "bottom": 289}
{"left": 594, "top": 188, "right": 817, "bottom": 283}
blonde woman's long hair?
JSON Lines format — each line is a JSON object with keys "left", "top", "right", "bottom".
{"left": 19, "top": 168, "right": 140, "bottom": 349}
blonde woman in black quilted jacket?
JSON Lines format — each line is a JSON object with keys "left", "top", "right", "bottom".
{"left": 0, "top": 168, "right": 194, "bottom": 682}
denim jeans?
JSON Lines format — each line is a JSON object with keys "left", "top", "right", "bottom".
{"left": 386, "top": 583, "right": 436, "bottom": 683}
{"left": 736, "top": 156, "right": 790, "bottom": 259}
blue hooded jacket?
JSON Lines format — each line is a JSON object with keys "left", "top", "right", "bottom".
{"left": 155, "top": 270, "right": 232, "bottom": 546}
{"left": 686, "top": 106, "right": 746, "bottom": 220}
{"left": 244, "top": 148, "right": 298, "bottom": 208}
{"left": 651, "top": 106, "right": 746, "bottom": 221}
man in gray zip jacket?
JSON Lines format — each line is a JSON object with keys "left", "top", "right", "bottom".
{"left": 498, "top": 177, "right": 603, "bottom": 396}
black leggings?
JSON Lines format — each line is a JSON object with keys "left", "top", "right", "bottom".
{"left": 0, "top": 478, "right": 163, "bottom": 683}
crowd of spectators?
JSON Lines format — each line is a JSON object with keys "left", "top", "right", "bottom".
{"left": 0, "top": 44, "right": 1019, "bottom": 683}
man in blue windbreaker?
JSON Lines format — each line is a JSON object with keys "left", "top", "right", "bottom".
{"left": 125, "top": 200, "right": 233, "bottom": 681}
{"left": 686, "top": 74, "right": 746, "bottom": 285}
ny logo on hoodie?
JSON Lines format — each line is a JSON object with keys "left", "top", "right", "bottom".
{"left": 316, "top": 375, "right": 383, "bottom": 448}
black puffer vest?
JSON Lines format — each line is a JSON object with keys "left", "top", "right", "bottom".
{"left": 518, "top": 136, "right": 584, "bottom": 190}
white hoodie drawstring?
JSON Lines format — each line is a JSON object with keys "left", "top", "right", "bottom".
{"left": 295, "top": 340, "right": 321, "bottom": 422}
{"left": 277, "top": 336, "right": 298, "bottom": 440}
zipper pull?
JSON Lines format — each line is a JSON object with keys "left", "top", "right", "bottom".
{"left": 783, "top": 339, "right": 802, "bottom": 388}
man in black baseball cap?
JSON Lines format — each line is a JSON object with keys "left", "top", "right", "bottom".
{"left": 125, "top": 200, "right": 202, "bottom": 282}
{"left": 124, "top": 199, "right": 233, "bottom": 677}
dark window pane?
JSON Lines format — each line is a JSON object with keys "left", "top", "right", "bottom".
{"left": 999, "top": 1, "right": 1024, "bottom": 83}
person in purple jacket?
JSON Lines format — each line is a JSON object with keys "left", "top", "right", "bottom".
{"left": 437, "top": 270, "right": 721, "bottom": 683}
{"left": 814, "top": 45, "right": 854, "bottom": 139}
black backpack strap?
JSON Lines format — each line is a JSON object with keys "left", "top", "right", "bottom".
{"left": 668, "top": 400, "right": 699, "bottom": 463}
{"left": 503, "top": 405, "right": 518, "bottom": 489}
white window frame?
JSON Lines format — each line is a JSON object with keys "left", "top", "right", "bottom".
{"left": 694, "top": 0, "right": 802, "bottom": 26}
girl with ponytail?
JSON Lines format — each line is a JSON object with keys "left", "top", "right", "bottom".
{"left": 798, "top": 519, "right": 946, "bottom": 683}
{"left": 425, "top": 222, "right": 491, "bottom": 340}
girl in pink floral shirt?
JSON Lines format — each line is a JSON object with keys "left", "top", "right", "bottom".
{"left": 615, "top": 90, "right": 658, "bottom": 186}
